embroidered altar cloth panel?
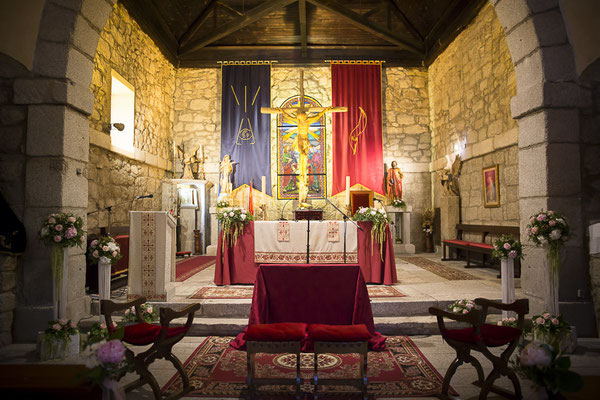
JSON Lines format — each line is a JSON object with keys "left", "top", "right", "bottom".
{"left": 128, "top": 211, "right": 176, "bottom": 301}
{"left": 254, "top": 221, "right": 357, "bottom": 263}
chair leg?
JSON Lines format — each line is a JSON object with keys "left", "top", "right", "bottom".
{"left": 165, "top": 352, "right": 192, "bottom": 396}
{"left": 479, "top": 368, "right": 501, "bottom": 400}
{"left": 463, "top": 352, "right": 485, "bottom": 385}
{"left": 441, "top": 356, "right": 462, "bottom": 397}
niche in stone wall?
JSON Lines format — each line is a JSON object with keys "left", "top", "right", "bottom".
{"left": 110, "top": 70, "right": 135, "bottom": 153}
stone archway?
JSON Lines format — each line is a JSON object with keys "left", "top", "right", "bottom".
{"left": 13, "top": 0, "right": 115, "bottom": 342}
{"left": 491, "top": 0, "right": 595, "bottom": 334}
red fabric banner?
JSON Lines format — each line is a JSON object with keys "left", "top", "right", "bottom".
{"left": 331, "top": 63, "right": 384, "bottom": 196}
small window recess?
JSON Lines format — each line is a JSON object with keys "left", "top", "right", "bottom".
{"left": 110, "top": 70, "right": 135, "bottom": 154}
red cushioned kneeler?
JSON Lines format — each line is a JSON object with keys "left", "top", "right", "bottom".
{"left": 308, "top": 323, "right": 372, "bottom": 342}
{"left": 245, "top": 322, "right": 307, "bottom": 341}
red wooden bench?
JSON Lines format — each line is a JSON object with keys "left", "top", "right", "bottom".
{"left": 442, "top": 224, "right": 521, "bottom": 277}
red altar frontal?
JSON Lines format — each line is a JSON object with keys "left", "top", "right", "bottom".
{"left": 214, "top": 221, "right": 397, "bottom": 285}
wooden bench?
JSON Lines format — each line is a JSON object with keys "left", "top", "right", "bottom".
{"left": 176, "top": 251, "right": 192, "bottom": 258}
{"left": 442, "top": 224, "right": 521, "bottom": 277}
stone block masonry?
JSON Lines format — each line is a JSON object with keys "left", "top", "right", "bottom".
{"left": 88, "top": 2, "right": 175, "bottom": 231}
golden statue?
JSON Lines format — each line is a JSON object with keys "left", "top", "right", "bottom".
{"left": 219, "top": 155, "right": 233, "bottom": 200}
{"left": 262, "top": 71, "right": 346, "bottom": 208}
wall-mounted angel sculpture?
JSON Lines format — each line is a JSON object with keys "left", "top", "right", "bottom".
{"left": 438, "top": 154, "right": 462, "bottom": 197}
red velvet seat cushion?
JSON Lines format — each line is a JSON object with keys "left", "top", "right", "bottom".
{"left": 307, "top": 324, "right": 372, "bottom": 342}
{"left": 442, "top": 324, "right": 521, "bottom": 347}
{"left": 469, "top": 242, "right": 493, "bottom": 249}
{"left": 245, "top": 322, "right": 308, "bottom": 341}
{"left": 443, "top": 240, "right": 469, "bottom": 246}
{"left": 109, "top": 322, "right": 189, "bottom": 345}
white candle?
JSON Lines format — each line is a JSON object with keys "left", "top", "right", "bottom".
{"left": 261, "top": 176, "right": 266, "bottom": 203}
{"left": 345, "top": 176, "right": 350, "bottom": 205}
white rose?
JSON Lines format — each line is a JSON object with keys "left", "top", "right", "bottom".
{"left": 99, "top": 256, "right": 110, "bottom": 264}
{"left": 241, "top": 214, "right": 246, "bottom": 220}
{"left": 370, "top": 210, "right": 376, "bottom": 215}
{"left": 378, "top": 209, "right": 385, "bottom": 214}
{"left": 537, "top": 236, "right": 547, "bottom": 245}
{"left": 549, "top": 230, "right": 561, "bottom": 241}
{"left": 41, "top": 227, "right": 48, "bottom": 236}
{"left": 229, "top": 212, "right": 234, "bottom": 217}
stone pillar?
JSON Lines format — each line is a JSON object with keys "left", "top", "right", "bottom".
{"left": 206, "top": 206, "right": 219, "bottom": 256}
{"left": 440, "top": 196, "right": 460, "bottom": 242}
{"left": 385, "top": 205, "right": 416, "bottom": 254}
{"left": 0, "top": 255, "right": 18, "bottom": 346}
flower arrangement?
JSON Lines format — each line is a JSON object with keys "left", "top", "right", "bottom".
{"left": 39, "top": 213, "right": 86, "bottom": 296}
{"left": 526, "top": 210, "right": 570, "bottom": 315}
{"left": 88, "top": 236, "right": 122, "bottom": 265}
{"left": 216, "top": 207, "right": 254, "bottom": 250}
{"left": 512, "top": 341, "right": 583, "bottom": 397}
{"left": 497, "top": 316, "right": 518, "bottom": 328}
{"left": 84, "top": 322, "right": 117, "bottom": 348}
{"left": 391, "top": 199, "right": 406, "bottom": 209}
{"left": 422, "top": 207, "right": 435, "bottom": 233}
{"left": 448, "top": 299, "right": 476, "bottom": 314}
{"left": 45, "top": 318, "right": 79, "bottom": 342}
{"left": 216, "top": 200, "right": 230, "bottom": 208}
{"left": 352, "top": 207, "right": 391, "bottom": 260}
{"left": 121, "top": 303, "right": 159, "bottom": 324}
{"left": 491, "top": 234, "right": 524, "bottom": 260}
{"left": 84, "top": 329, "right": 133, "bottom": 400}
{"left": 531, "top": 312, "right": 572, "bottom": 352}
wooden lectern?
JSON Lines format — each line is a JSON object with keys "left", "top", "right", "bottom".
{"left": 350, "top": 190, "right": 374, "bottom": 215}
{"left": 127, "top": 211, "right": 176, "bottom": 301}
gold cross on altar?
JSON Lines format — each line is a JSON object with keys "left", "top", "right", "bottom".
{"left": 261, "top": 70, "right": 347, "bottom": 207}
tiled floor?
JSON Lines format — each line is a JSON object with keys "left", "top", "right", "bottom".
{"left": 2, "top": 253, "right": 599, "bottom": 399}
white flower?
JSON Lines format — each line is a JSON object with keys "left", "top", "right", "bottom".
{"left": 520, "top": 342, "right": 552, "bottom": 367}
{"left": 370, "top": 210, "right": 376, "bottom": 215}
{"left": 359, "top": 208, "right": 366, "bottom": 214}
{"left": 378, "top": 209, "right": 385, "bottom": 214}
{"left": 229, "top": 212, "right": 234, "bottom": 217}
{"left": 240, "top": 214, "right": 246, "bottom": 220}
{"left": 40, "top": 227, "right": 48, "bottom": 236}
{"left": 537, "top": 236, "right": 547, "bottom": 245}
{"left": 549, "top": 230, "right": 561, "bottom": 240}
{"left": 99, "top": 256, "right": 110, "bottom": 264}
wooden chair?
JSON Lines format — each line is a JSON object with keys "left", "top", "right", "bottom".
{"left": 101, "top": 297, "right": 200, "bottom": 400}
{"left": 245, "top": 322, "right": 307, "bottom": 400}
{"left": 428, "top": 298, "right": 528, "bottom": 400}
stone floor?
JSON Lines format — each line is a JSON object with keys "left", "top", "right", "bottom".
{"left": 1, "top": 252, "right": 599, "bottom": 398}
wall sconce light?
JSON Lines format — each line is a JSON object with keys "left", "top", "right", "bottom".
{"left": 103, "top": 122, "right": 125, "bottom": 133}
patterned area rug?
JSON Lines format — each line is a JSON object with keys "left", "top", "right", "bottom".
{"left": 190, "top": 285, "right": 405, "bottom": 299}
{"left": 400, "top": 257, "right": 481, "bottom": 281}
{"left": 162, "top": 336, "right": 450, "bottom": 398}
{"left": 175, "top": 256, "right": 216, "bottom": 282}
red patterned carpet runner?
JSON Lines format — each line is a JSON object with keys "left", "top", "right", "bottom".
{"left": 175, "top": 255, "right": 216, "bottom": 282}
{"left": 162, "top": 336, "right": 449, "bottom": 398}
{"left": 191, "top": 285, "right": 405, "bottom": 299}
{"left": 400, "top": 257, "right": 482, "bottom": 281}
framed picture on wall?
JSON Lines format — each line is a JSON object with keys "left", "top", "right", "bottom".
{"left": 482, "top": 165, "right": 500, "bottom": 208}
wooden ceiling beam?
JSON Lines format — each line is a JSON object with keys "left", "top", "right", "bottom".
{"left": 179, "top": 0, "right": 297, "bottom": 55}
{"left": 217, "top": 1, "right": 244, "bottom": 17}
{"left": 306, "top": 0, "right": 423, "bottom": 54}
{"left": 389, "top": 0, "right": 424, "bottom": 41}
{"left": 179, "top": 0, "right": 218, "bottom": 45}
{"left": 299, "top": 0, "right": 307, "bottom": 57}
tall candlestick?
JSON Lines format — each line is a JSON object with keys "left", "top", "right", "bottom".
{"left": 261, "top": 176, "right": 266, "bottom": 203}
{"left": 345, "top": 176, "right": 351, "bottom": 205}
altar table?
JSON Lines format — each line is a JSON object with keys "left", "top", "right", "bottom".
{"left": 230, "top": 264, "right": 386, "bottom": 351}
{"left": 214, "top": 221, "right": 397, "bottom": 285}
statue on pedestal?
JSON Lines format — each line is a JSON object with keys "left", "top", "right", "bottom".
{"left": 386, "top": 161, "right": 404, "bottom": 202}
{"left": 177, "top": 145, "right": 200, "bottom": 180}
{"left": 219, "top": 154, "right": 234, "bottom": 201}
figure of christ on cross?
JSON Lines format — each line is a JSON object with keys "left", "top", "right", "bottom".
{"left": 262, "top": 71, "right": 346, "bottom": 208}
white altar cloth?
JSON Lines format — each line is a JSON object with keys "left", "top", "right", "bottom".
{"left": 254, "top": 220, "right": 358, "bottom": 263}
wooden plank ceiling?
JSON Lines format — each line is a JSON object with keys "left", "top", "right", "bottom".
{"left": 120, "top": 0, "right": 486, "bottom": 67}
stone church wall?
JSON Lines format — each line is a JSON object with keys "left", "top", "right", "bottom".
{"left": 87, "top": 3, "right": 175, "bottom": 231}
{"left": 173, "top": 65, "right": 431, "bottom": 250}
{"left": 429, "top": 3, "right": 519, "bottom": 233}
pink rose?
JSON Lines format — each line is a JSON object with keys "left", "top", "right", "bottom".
{"left": 48, "top": 217, "right": 56, "bottom": 224}
{"left": 509, "top": 317, "right": 516, "bottom": 322}
{"left": 530, "top": 217, "right": 535, "bottom": 223}
{"left": 535, "top": 317, "right": 544, "bottom": 324}
{"left": 70, "top": 321, "right": 77, "bottom": 329}
{"left": 549, "top": 220, "right": 556, "bottom": 226}
{"left": 463, "top": 309, "right": 469, "bottom": 314}
{"left": 59, "top": 319, "right": 68, "bottom": 325}
{"left": 537, "top": 214, "right": 546, "bottom": 221}
{"left": 92, "top": 250, "right": 99, "bottom": 258}
{"left": 112, "top": 251, "right": 117, "bottom": 257}
{"left": 52, "top": 324, "right": 61, "bottom": 331}
{"left": 548, "top": 211, "right": 554, "bottom": 215}
{"left": 68, "top": 216, "right": 76, "bottom": 222}
{"left": 55, "top": 224, "right": 63, "bottom": 231}
{"left": 54, "top": 235, "right": 62, "bottom": 242}
{"left": 102, "top": 246, "right": 109, "bottom": 252}
{"left": 90, "top": 239, "right": 99, "bottom": 248}
{"left": 96, "top": 340, "right": 126, "bottom": 364}
{"left": 100, "top": 323, "right": 107, "bottom": 329}
{"left": 64, "top": 226, "right": 77, "bottom": 239}
{"left": 509, "top": 250, "right": 517, "bottom": 259}
{"left": 503, "top": 242, "right": 511, "bottom": 250}
{"left": 551, "top": 318, "right": 559, "bottom": 325}
{"left": 497, "top": 321, "right": 503, "bottom": 326}
{"left": 543, "top": 313, "right": 550, "bottom": 319}
{"left": 531, "top": 227, "right": 539, "bottom": 234}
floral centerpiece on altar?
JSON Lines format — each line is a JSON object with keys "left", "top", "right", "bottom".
{"left": 526, "top": 210, "right": 570, "bottom": 315}
{"left": 352, "top": 207, "right": 391, "bottom": 259}
{"left": 38, "top": 318, "right": 80, "bottom": 360}
{"left": 216, "top": 200, "right": 230, "bottom": 208}
{"left": 217, "top": 207, "right": 254, "bottom": 250}
{"left": 391, "top": 198, "right": 406, "bottom": 210}
{"left": 512, "top": 341, "right": 583, "bottom": 398}
{"left": 85, "top": 322, "right": 117, "bottom": 347}
{"left": 87, "top": 236, "right": 122, "bottom": 265}
{"left": 491, "top": 235, "right": 524, "bottom": 260}
{"left": 530, "top": 312, "right": 573, "bottom": 353}
{"left": 39, "top": 213, "right": 86, "bottom": 308}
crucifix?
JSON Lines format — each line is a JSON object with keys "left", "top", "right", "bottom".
{"left": 261, "top": 70, "right": 347, "bottom": 208}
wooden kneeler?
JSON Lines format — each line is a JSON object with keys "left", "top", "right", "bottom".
{"left": 245, "top": 322, "right": 307, "bottom": 399}
{"left": 308, "top": 324, "right": 371, "bottom": 400}
{"left": 101, "top": 297, "right": 200, "bottom": 400}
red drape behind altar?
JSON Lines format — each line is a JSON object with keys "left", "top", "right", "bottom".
{"left": 331, "top": 63, "right": 384, "bottom": 196}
